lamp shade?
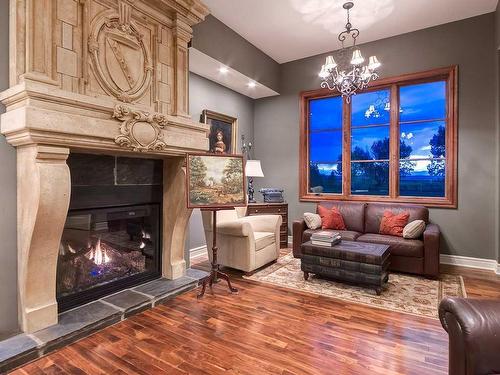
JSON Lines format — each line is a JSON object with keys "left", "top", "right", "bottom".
{"left": 245, "top": 160, "right": 264, "bottom": 177}
{"left": 350, "top": 49, "right": 364, "bottom": 65}
{"left": 368, "top": 56, "right": 381, "bottom": 70}
{"left": 324, "top": 55, "right": 337, "bottom": 71}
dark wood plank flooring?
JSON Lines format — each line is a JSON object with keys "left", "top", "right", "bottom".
{"left": 11, "top": 252, "right": 500, "bottom": 375}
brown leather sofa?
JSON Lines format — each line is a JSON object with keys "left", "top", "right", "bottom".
{"left": 292, "top": 201, "right": 440, "bottom": 278}
{"left": 439, "top": 297, "right": 500, "bottom": 375}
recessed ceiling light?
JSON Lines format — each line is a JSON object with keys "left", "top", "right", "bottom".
{"left": 219, "top": 66, "right": 229, "bottom": 74}
{"left": 247, "top": 81, "right": 256, "bottom": 88}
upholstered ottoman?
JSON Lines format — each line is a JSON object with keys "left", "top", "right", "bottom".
{"left": 300, "top": 240, "right": 391, "bottom": 295}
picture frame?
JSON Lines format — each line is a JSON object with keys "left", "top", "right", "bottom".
{"left": 186, "top": 153, "right": 246, "bottom": 209}
{"left": 201, "top": 110, "right": 238, "bottom": 154}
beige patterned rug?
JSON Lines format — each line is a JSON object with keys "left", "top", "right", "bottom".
{"left": 245, "top": 253, "right": 467, "bottom": 319}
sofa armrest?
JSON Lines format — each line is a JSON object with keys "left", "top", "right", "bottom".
{"left": 439, "top": 297, "right": 500, "bottom": 375}
{"left": 239, "top": 215, "right": 282, "bottom": 233}
{"left": 423, "top": 223, "right": 440, "bottom": 278}
{"left": 292, "top": 219, "right": 307, "bottom": 258}
{"left": 216, "top": 221, "right": 253, "bottom": 237}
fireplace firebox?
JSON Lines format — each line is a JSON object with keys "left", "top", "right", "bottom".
{"left": 56, "top": 153, "right": 163, "bottom": 311}
{"left": 57, "top": 204, "right": 161, "bottom": 311}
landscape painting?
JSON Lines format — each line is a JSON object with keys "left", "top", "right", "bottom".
{"left": 186, "top": 154, "right": 246, "bottom": 209}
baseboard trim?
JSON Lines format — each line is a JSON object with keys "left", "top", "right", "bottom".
{"left": 189, "top": 245, "right": 207, "bottom": 259}
{"left": 199, "top": 238, "right": 500, "bottom": 275}
{"left": 440, "top": 254, "right": 500, "bottom": 274}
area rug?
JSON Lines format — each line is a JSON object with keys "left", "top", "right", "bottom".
{"left": 244, "top": 253, "right": 467, "bottom": 319}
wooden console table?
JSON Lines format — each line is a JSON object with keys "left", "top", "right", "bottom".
{"left": 247, "top": 202, "right": 288, "bottom": 248}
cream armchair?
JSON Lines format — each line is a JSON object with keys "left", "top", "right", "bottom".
{"left": 201, "top": 207, "right": 282, "bottom": 273}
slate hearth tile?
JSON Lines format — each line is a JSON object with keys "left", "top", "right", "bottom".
{"left": 186, "top": 268, "right": 209, "bottom": 281}
{"left": 116, "top": 157, "right": 163, "bottom": 185}
{"left": 33, "top": 301, "right": 121, "bottom": 346}
{"left": 102, "top": 289, "right": 152, "bottom": 314}
{"left": 133, "top": 276, "right": 197, "bottom": 298}
{"left": 0, "top": 333, "right": 38, "bottom": 364}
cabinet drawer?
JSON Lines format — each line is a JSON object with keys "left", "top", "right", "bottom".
{"left": 248, "top": 207, "right": 286, "bottom": 215}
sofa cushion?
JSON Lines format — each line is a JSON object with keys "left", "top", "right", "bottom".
{"left": 357, "top": 233, "right": 424, "bottom": 258}
{"left": 303, "top": 229, "right": 362, "bottom": 242}
{"left": 316, "top": 201, "right": 366, "bottom": 233}
{"left": 318, "top": 206, "right": 346, "bottom": 230}
{"left": 254, "top": 231, "right": 275, "bottom": 250}
{"left": 365, "top": 203, "right": 428, "bottom": 234}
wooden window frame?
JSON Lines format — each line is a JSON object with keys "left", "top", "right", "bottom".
{"left": 299, "top": 65, "right": 458, "bottom": 208}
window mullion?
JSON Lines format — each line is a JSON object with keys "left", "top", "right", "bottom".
{"left": 389, "top": 85, "right": 400, "bottom": 198}
{"left": 342, "top": 99, "right": 351, "bottom": 198}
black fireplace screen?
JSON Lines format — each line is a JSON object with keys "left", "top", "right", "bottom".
{"left": 56, "top": 204, "right": 161, "bottom": 311}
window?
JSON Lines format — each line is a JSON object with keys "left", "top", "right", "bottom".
{"left": 300, "top": 66, "right": 457, "bottom": 207}
{"left": 309, "top": 96, "right": 343, "bottom": 194}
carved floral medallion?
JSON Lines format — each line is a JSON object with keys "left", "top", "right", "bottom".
{"left": 89, "top": 3, "right": 153, "bottom": 102}
{"left": 113, "top": 105, "right": 168, "bottom": 152}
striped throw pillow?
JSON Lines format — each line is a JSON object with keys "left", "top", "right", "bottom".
{"left": 403, "top": 220, "right": 426, "bottom": 239}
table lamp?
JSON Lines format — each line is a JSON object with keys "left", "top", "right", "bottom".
{"left": 245, "top": 160, "right": 264, "bottom": 203}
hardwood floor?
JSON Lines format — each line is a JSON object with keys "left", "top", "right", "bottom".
{"left": 11, "top": 254, "right": 500, "bottom": 375}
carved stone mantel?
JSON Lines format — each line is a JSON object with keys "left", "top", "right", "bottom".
{"left": 1, "top": 0, "right": 209, "bottom": 333}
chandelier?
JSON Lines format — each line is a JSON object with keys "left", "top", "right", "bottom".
{"left": 318, "top": 1, "right": 381, "bottom": 102}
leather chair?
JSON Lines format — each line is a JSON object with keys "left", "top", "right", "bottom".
{"left": 201, "top": 207, "right": 282, "bottom": 274}
{"left": 439, "top": 297, "right": 500, "bottom": 375}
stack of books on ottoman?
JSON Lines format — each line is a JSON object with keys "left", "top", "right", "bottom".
{"left": 310, "top": 231, "right": 341, "bottom": 247}
{"left": 300, "top": 238, "right": 391, "bottom": 295}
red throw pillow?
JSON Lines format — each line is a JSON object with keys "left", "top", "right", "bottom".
{"left": 317, "top": 206, "right": 346, "bottom": 230}
{"left": 379, "top": 210, "right": 410, "bottom": 237}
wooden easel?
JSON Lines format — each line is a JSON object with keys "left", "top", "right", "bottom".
{"left": 197, "top": 209, "right": 238, "bottom": 298}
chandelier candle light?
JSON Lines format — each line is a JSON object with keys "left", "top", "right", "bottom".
{"left": 318, "top": 1, "right": 381, "bottom": 102}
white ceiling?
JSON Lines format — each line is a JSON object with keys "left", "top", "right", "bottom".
{"left": 189, "top": 48, "right": 279, "bottom": 99}
{"left": 203, "top": 0, "right": 498, "bottom": 63}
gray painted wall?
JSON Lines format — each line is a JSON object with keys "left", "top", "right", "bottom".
{"left": 192, "top": 15, "right": 281, "bottom": 92}
{"left": 0, "top": 0, "right": 19, "bottom": 336}
{"left": 496, "top": 3, "right": 500, "bottom": 263}
{"left": 186, "top": 72, "right": 255, "bottom": 255}
{"left": 254, "top": 13, "right": 500, "bottom": 261}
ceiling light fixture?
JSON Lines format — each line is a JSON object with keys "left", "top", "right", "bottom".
{"left": 219, "top": 66, "right": 229, "bottom": 74}
{"left": 247, "top": 81, "right": 256, "bottom": 88}
{"left": 318, "top": 1, "right": 381, "bottom": 102}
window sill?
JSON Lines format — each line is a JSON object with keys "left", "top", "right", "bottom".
{"left": 299, "top": 193, "right": 457, "bottom": 208}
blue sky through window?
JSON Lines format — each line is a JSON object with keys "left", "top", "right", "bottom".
{"left": 400, "top": 121, "right": 446, "bottom": 162}
{"left": 309, "top": 130, "right": 342, "bottom": 164}
{"left": 351, "top": 89, "right": 390, "bottom": 126}
{"left": 400, "top": 81, "right": 446, "bottom": 122}
{"left": 351, "top": 126, "right": 390, "bottom": 160}
{"left": 309, "top": 96, "right": 342, "bottom": 131}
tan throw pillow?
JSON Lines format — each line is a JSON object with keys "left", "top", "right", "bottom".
{"left": 303, "top": 212, "right": 322, "bottom": 230}
{"left": 403, "top": 220, "right": 426, "bottom": 239}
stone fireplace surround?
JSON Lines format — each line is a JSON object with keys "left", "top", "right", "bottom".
{"left": 0, "top": 0, "right": 210, "bottom": 334}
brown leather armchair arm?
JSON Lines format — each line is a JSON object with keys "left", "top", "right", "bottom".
{"left": 423, "top": 223, "right": 440, "bottom": 278}
{"left": 292, "top": 219, "right": 307, "bottom": 258}
{"left": 439, "top": 297, "right": 500, "bottom": 375}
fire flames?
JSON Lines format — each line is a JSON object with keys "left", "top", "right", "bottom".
{"left": 86, "top": 237, "right": 111, "bottom": 265}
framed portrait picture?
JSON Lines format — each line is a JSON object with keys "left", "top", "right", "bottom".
{"left": 186, "top": 153, "right": 246, "bottom": 209}
{"left": 201, "top": 110, "right": 238, "bottom": 154}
